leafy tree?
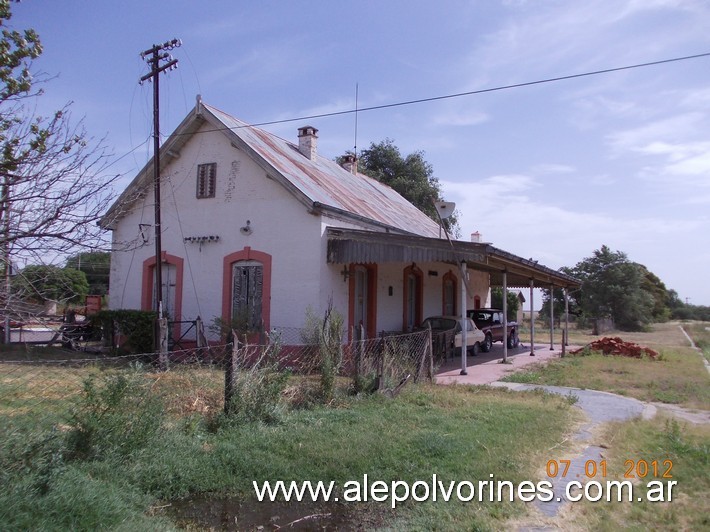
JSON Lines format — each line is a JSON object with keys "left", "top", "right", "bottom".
{"left": 351, "top": 139, "right": 461, "bottom": 237}
{"left": 0, "top": 1, "right": 117, "bottom": 280}
{"left": 667, "top": 290, "right": 710, "bottom": 321}
{"left": 65, "top": 251, "right": 110, "bottom": 295}
{"left": 638, "top": 265, "right": 670, "bottom": 322}
{"left": 13, "top": 264, "right": 89, "bottom": 303}
{"left": 539, "top": 285, "right": 578, "bottom": 328}
{"left": 565, "top": 246, "right": 654, "bottom": 331}
{"left": 491, "top": 287, "right": 520, "bottom": 321}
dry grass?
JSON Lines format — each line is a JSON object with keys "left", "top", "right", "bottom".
{"left": 0, "top": 363, "right": 99, "bottom": 416}
{"left": 563, "top": 415, "right": 710, "bottom": 531}
{"left": 508, "top": 322, "right": 710, "bottom": 410}
{"left": 145, "top": 367, "right": 224, "bottom": 418}
{"left": 520, "top": 320, "right": 692, "bottom": 349}
{"left": 0, "top": 360, "right": 228, "bottom": 423}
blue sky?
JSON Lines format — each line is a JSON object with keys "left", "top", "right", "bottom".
{"left": 12, "top": 0, "right": 710, "bottom": 305}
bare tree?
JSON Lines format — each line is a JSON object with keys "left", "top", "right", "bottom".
{"left": 0, "top": 0, "right": 118, "bottom": 322}
{"left": 1, "top": 104, "right": 117, "bottom": 260}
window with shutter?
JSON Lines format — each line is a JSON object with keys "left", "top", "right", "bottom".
{"left": 196, "top": 163, "right": 217, "bottom": 198}
{"left": 231, "top": 260, "right": 263, "bottom": 331}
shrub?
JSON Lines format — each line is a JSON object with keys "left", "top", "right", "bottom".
{"left": 301, "top": 304, "right": 344, "bottom": 402}
{"left": 65, "top": 370, "right": 164, "bottom": 460}
{"left": 222, "top": 366, "right": 289, "bottom": 425}
{"left": 91, "top": 309, "right": 156, "bottom": 354}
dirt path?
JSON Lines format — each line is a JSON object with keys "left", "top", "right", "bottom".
{"left": 492, "top": 381, "right": 707, "bottom": 529}
{"left": 679, "top": 324, "right": 710, "bottom": 375}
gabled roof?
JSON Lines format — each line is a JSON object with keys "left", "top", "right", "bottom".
{"left": 100, "top": 99, "right": 441, "bottom": 237}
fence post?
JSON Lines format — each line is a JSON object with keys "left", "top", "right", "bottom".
{"left": 426, "top": 324, "right": 434, "bottom": 383}
{"left": 196, "top": 316, "right": 206, "bottom": 348}
{"left": 377, "top": 330, "right": 385, "bottom": 392}
{"left": 352, "top": 326, "right": 361, "bottom": 391}
{"left": 157, "top": 317, "right": 169, "bottom": 371}
{"left": 224, "top": 329, "right": 238, "bottom": 414}
{"left": 561, "top": 329, "right": 567, "bottom": 358}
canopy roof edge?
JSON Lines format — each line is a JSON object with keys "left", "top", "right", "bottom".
{"left": 326, "top": 227, "right": 580, "bottom": 289}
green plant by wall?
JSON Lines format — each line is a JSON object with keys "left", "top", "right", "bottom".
{"left": 90, "top": 310, "right": 157, "bottom": 354}
{"left": 302, "top": 303, "right": 344, "bottom": 403}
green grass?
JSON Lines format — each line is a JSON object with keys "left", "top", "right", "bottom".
{"left": 563, "top": 416, "right": 710, "bottom": 531}
{"left": 504, "top": 323, "right": 710, "bottom": 410}
{"left": 684, "top": 320, "right": 710, "bottom": 362}
{"left": 3, "top": 322, "right": 707, "bottom": 530}
{"left": 0, "top": 372, "right": 580, "bottom": 531}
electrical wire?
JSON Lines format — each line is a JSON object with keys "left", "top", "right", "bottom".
{"left": 106, "top": 50, "right": 710, "bottom": 175}
{"left": 177, "top": 51, "right": 710, "bottom": 133}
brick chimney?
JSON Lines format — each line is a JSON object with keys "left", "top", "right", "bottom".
{"left": 341, "top": 153, "right": 358, "bottom": 174}
{"left": 297, "top": 125, "right": 318, "bottom": 160}
{"left": 471, "top": 231, "right": 482, "bottom": 243}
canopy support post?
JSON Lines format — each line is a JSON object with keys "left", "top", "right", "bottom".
{"left": 529, "top": 279, "right": 535, "bottom": 356}
{"left": 460, "top": 260, "right": 468, "bottom": 375}
{"left": 549, "top": 283, "right": 555, "bottom": 350}
{"left": 502, "top": 270, "right": 508, "bottom": 363}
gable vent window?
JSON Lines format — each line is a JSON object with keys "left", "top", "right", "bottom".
{"left": 196, "top": 163, "right": 217, "bottom": 199}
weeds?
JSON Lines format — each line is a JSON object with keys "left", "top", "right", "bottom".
{"left": 502, "top": 326, "right": 710, "bottom": 409}
{"left": 301, "top": 303, "right": 345, "bottom": 403}
{"left": 65, "top": 370, "right": 164, "bottom": 461}
{"left": 565, "top": 391, "right": 579, "bottom": 405}
{"left": 568, "top": 416, "right": 710, "bottom": 531}
{"left": 663, "top": 419, "right": 710, "bottom": 462}
{"left": 221, "top": 367, "right": 289, "bottom": 425}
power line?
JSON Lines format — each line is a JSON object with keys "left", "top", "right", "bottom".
{"left": 225, "top": 51, "right": 710, "bottom": 130}
{"left": 111, "top": 50, "right": 710, "bottom": 162}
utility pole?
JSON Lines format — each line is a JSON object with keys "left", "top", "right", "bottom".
{"left": 140, "top": 38, "right": 180, "bottom": 357}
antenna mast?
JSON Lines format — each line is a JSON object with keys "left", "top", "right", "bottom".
{"left": 354, "top": 83, "right": 359, "bottom": 157}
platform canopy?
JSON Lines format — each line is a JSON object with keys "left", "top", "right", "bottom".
{"left": 326, "top": 227, "right": 580, "bottom": 289}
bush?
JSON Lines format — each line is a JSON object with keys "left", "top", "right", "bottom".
{"left": 301, "top": 304, "right": 344, "bottom": 403}
{"left": 222, "top": 367, "right": 289, "bottom": 425}
{"left": 65, "top": 370, "right": 164, "bottom": 460}
{"left": 91, "top": 310, "right": 156, "bottom": 354}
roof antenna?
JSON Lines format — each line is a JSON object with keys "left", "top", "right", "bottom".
{"left": 353, "top": 82, "right": 359, "bottom": 159}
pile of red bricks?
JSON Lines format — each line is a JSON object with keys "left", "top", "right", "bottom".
{"left": 571, "top": 337, "right": 659, "bottom": 359}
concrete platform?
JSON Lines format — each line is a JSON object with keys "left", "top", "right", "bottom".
{"left": 435, "top": 343, "right": 575, "bottom": 386}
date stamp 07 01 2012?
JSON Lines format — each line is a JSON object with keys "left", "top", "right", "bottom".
{"left": 546, "top": 459, "right": 673, "bottom": 480}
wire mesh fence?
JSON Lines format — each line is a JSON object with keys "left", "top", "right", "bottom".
{"left": 0, "top": 326, "right": 435, "bottom": 437}
{"left": 0, "top": 345, "right": 229, "bottom": 437}
{"left": 346, "top": 329, "right": 433, "bottom": 392}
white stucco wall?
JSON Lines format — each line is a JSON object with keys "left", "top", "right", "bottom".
{"left": 109, "top": 123, "right": 324, "bottom": 334}
{"left": 108, "top": 124, "right": 495, "bottom": 342}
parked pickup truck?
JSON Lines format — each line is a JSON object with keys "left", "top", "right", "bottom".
{"left": 466, "top": 308, "right": 519, "bottom": 352}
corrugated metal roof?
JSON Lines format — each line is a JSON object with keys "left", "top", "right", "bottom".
{"left": 202, "top": 104, "right": 442, "bottom": 237}
{"left": 102, "top": 101, "right": 444, "bottom": 237}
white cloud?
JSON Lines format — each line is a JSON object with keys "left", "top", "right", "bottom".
{"left": 588, "top": 174, "right": 616, "bottom": 186}
{"left": 433, "top": 110, "right": 489, "bottom": 127}
{"left": 203, "top": 40, "right": 313, "bottom": 87}
{"left": 531, "top": 163, "right": 575, "bottom": 175}
{"left": 606, "top": 113, "right": 705, "bottom": 154}
{"left": 441, "top": 175, "right": 703, "bottom": 271}
{"left": 666, "top": 151, "right": 710, "bottom": 177}
{"left": 620, "top": 0, "right": 706, "bottom": 17}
